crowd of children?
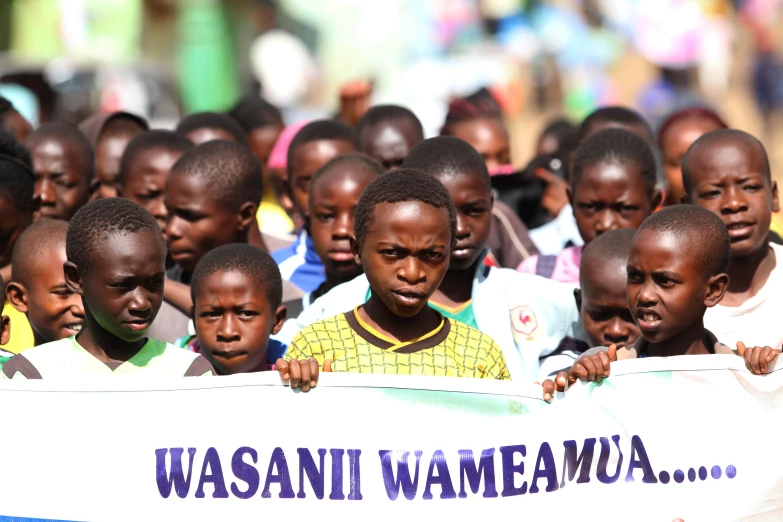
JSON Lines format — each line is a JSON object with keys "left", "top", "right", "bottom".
{"left": 0, "top": 91, "right": 780, "bottom": 395}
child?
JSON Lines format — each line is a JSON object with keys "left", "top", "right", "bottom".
{"left": 277, "top": 137, "right": 580, "bottom": 383}
{"left": 519, "top": 128, "right": 661, "bottom": 286}
{"left": 272, "top": 120, "right": 359, "bottom": 293}
{"left": 228, "top": 98, "right": 294, "bottom": 253}
{"left": 658, "top": 107, "right": 727, "bottom": 207}
{"left": 158, "top": 140, "right": 263, "bottom": 343}
{"left": 265, "top": 121, "right": 309, "bottom": 234}
{"left": 6, "top": 219, "right": 84, "bottom": 346}
{"left": 0, "top": 96, "right": 32, "bottom": 143}
{"left": 439, "top": 98, "right": 539, "bottom": 269}
{"left": 0, "top": 130, "right": 34, "bottom": 353}
{"left": 0, "top": 273, "right": 14, "bottom": 366}
{"left": 682, "top": 129, "right": 783, "bottom": 351}
{"left": 545, "top": 205, "right": 732, "bottom": 395}
{"left": 285, "top": 153, "right": 384, "bottom": 317}
{"left": 188, "top": 243, "right": 286, "bottom": 375}
{"left": 229, "top": 97, "right": 285, "bottom": 169}
{"left": 79, "top": 111, "right": 148, "bottom": 200}
{"left": 539, "top": 229, "right": 640, "bottom": 377}
{"left": 117, "top": 130, "right": 194, "bottom": 232}
{"left": 1, "top": 198, "right": 215, "bottom": 379}
{"left": 277, "top": 169, "right": 510, "bottom": 390}
{"left": 175, "top": 112, "right": 248, "bottom": 145}
{"left": 579, "top": 105, "right": 656, "bottom": 145}
{"left": 25, "top": 122, "right": 93, "bottom": 222}
{"left": 535, "top": 118, "right": 578, "bottom": 156}
{"left": 355, "top": 105, "right": 424, "bottom": 170}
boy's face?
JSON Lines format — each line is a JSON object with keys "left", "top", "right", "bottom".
{"left": 193, "top": 269, "right": 285, "bottom": 375}
{"left": 577, "top": 258, "right": 639, "bottom": 348}
{"left": 684, "top": 141, "right": 778, "bottom": 259}
{"left": 438, "top": 173, "right": 493, "bottom": 271}
{"left": 626, "top": 229, "right": 725, "bottom": 344}
{"left": 310, "top": 165, "right": 375, "bottom": 281}
{"left": 289, "top": 139, "right": 357, "bottom": 218}
{"left": 352, "top": 201, "right": 451, "bottom": 318}
{"left": 572, "top": 161, "right": 655, "bottom": 245}
{"left": 164, "top": 172, "right": 246, "bottom": 275}
{"left": 122, "top": 147, "right": 184, "bottom": 232}
{"left": 660, "top": 117, "right": 722, "bottom": 204}
{"left": 28, "top": 136, "right": 90, "bottom": 221}
{"left": 248, "top": 124, "right": 284, "bottom": 173}
{"left": 8, "top": 243, "right": 84, "bottom": 343}
{"left": 363, "top": 122, "right": 421, "bottom": 170}
{"left": 94, "top": 134, "right": 134, "bottom": 200}
{"left": 449, "top": 119, "right": 511, "bottom": 173}
{"left": 185, "top": 127, "right": 238, "bottom": 146}
{"left": 68, "top": 229, "right": 165, "bottom": 343}
{"left": 0, "top": 194, "right": 31, "bottom": 268}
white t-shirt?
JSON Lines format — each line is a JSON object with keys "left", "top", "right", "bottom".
{"left": 704, "top": 243, "right": 783, "bottom": 350}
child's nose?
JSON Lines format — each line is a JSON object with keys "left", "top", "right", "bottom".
{"left": 217, "top": 316, "right": 240, "bottom": 341}
{"left": 604, "top": 318, "right": 630, "bottom": 342}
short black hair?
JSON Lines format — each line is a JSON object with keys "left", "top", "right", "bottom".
{"left": 191, "top": 243, "right": 282, "bottom": 309}
{"left": 580, "top": 228, "right": 636, "bottom": 288}
{"left": 0, "top": 96, "right": 11, "bottom": 116}
{"left": 66, "top": 198, "right": 166, "bottom": 273}
{"left": 681, "top": 129, "right": 771, "bottom": 193}
{"left": 571, "top": 128, "right": 658, "bottom": 197}
{"left": 100, "top": 113, "right": 148, "bottom": 140}
{"left": 356, "top": 105, "right": 424, "bottom": 147}
{"left": 353, "top": 168, "right": 457, "bottom": 246}
{"left": 637, "top": 205, "right": 730, "bottom": 278}
{"left": 539, "top": 118, "right": 578, "bottom": 147}
{"left": 309, "top": 153, "right": 384, "bottom": 208}
{"left": 286, "top": 120, "right": 360, "bottom": 178}
{"left": 26, "top": 121, "right": 94, "bottom": 181}
{"left": 579, "top": 106, "right": 654, "bottom": 144}
{"left": 176, "top": 112, "right": 248, "bottom": 144}
{"left": 229, "top": 98, "right": 284, "bottom": 132}
{"left": 440, "top": 87, "right": 502, "bottom": 135}
{"left": 0, "top": 129, "right": 34, "bottom": 215}
{"left": 169, "top": 140, "right": 263, "bottom": 210}
{"left": 12, "top": 218, "right": 69, "bottom": 285}
{"left": 118, "top": 130, "right": 194, "bottom": 187}
{"left": 402, "top": 136, "right": 491, "bottom": 191}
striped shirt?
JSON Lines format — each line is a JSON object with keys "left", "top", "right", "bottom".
{"left": 272, "top": 229, "right": 325, "bottom": 293}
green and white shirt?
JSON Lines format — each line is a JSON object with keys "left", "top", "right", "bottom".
{"left": 1, "top": 336, "right": 214, "bottom": 379}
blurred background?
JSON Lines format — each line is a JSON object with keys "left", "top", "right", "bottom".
{"left": 0, "top": 0, "right": 781, "bottom": 176}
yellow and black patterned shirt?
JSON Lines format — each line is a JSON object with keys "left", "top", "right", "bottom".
{"left": 286, "top": 307, "right": 510, "bottom": 380}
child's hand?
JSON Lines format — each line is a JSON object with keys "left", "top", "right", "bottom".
{"left": 541, "top": 344, "right": 618, "bottom": 399}
{"left": 275, "top": 358, "right": 333, "bottom": 392}
{"left": 736, "top": 341, "right": 781, "bottom": 375}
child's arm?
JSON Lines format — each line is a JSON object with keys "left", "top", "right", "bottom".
{"left": 163, "top": 279, "right": 193, "bottom": 315}
{"left": 541, "top": 344, "right": 617, "bottom": 400}
{"left": 736, "top": 341, "right": 781, "bottom": 375}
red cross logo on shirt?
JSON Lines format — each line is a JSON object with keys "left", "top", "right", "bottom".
{"left": 511, "top": 306, "right": 538, "bottom": 337}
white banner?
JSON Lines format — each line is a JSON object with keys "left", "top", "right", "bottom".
{"left": 0, "top": 355, "right": 782, "bottom": 522}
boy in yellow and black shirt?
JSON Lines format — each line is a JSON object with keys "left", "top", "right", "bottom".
{"left": 277, "top": 169, "right": 509, "bottom": 390}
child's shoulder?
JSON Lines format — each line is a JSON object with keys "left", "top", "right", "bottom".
{"left": 143, "top": 338, "right": 214, "bottom": 375}
{"left": 446, "top": 319, "right": 502, "bottom": 351}
{"left": 293, "top": 312, "right": 352, "bottom": 340}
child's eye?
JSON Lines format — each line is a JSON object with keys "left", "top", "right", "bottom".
{"left": 200, "top": 311, "right": 222, "bottom": 319}
{"left": 380, "top": 249, "right": 398, "bottom": 257}
{"left": 744, "top": 184, "right": 762, "bottom": 192}
{"left": 52, "top": 290, "right": 72, "bottom": 297}
{"left": 237, "top": 310, "right": 260, "bottom": 318}
{"left": 425, "top": 251, "right": 444, "bottom": 260}
{"left": 699, "top": 190, "right": 721, "bottom": 199}
{"left": 316, "top": 213, "right": 335, "bottom": 222}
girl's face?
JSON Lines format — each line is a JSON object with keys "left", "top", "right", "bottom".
{"left": 571, "top": 161, "right": 656, "bottom": 245}
{"left": 661, "top": 117, "right": 724, "bottom": 204}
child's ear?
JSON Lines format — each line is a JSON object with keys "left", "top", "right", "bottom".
{"left": 64, "top": 262, "right": 84, "bottom": 296}
{"left": 573, "top": 288, "right": 582, "bottom": 311}
{"left": 0, "top": 315, "right": 9, "bottom": 345}
{"left": 237, "top": 202, "right": 258, "bottom": 231}
{"left": 489, "top": 191, "right": 495, "bottom": 209}
{"left": 6, "top": 282, "right": 29, "bottom": 314}
{"left": 350, "top": 234, "right": 361, "bottom": 265}
{"left": 272, "top": 304, "right": 287, "bottom": 335}
{"left": 704, "top": 272, "right": 729, "bottom": 308}
{"left": 771, "top": 181, "right": 779, "bottom": 213}
{"left": 649, "top": 188, "right": 663, "bottom": 211}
